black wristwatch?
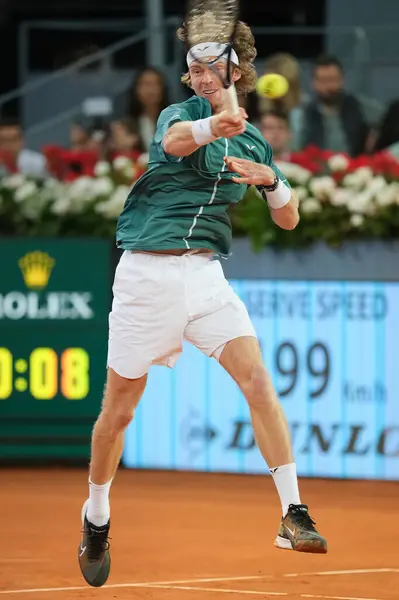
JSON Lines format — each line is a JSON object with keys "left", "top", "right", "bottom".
{"left": 256, "top": 173, "right": 279, "bottom": 200}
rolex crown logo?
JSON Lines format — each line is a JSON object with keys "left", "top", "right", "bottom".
{"left": 18, "top": 251, "right": 55, "bottom": 290}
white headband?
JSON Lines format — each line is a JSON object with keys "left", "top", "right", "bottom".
{"left": 186, "top": 42, "right": 239, "bottom": 67}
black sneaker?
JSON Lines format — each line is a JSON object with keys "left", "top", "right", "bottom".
{"left": 78, "top": 500, "right": 111, "bottom": 587}
{"left": 275, "top": 504, "right": 327, "bottom": 554}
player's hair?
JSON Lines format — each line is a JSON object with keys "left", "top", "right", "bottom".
{"left": 177, "top": 20, "right": 257, "bottom": 94}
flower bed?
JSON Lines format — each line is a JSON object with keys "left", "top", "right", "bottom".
{"left": 0, "top": 155, "right": 144, "bottom": 237}
{"left": 1, "top": 145, "right": 399, "bottom": 248}
{"left": 231, "top": 146, "right": 399, "bottom": 249}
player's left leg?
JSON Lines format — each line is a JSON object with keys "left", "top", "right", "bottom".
{"left": 184, "top": 258, "right": 327, "bottom": 554}
{"left": 218, "top": 336, "right": 327, "bottom": 553}
{"left": 219, "top": 336, "right": 294, "bottom": 474}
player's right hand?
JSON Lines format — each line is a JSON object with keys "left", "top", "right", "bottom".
{"left": 211, "top": 108, "right": 248, "bottom": 139}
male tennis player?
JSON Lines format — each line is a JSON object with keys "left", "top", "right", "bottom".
{"left": 78, "top": 21, "right": 327, "bottom": 588}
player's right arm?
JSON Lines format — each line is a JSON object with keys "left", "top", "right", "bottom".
{"left": 163, "top": 108, "right": 248, "bottom": 158}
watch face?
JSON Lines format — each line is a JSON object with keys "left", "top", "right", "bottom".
{"left": 265, "top": 174, "right": 279, "bottom": 191}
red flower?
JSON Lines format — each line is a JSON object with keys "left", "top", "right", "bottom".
{"left": 303, "top": 145, "right": 325, "bottom": 160}
{"left": 0, "top": 150, "right": 18, "bottom": 173}
{"left": 290, "top": 152, "right": 322, "bottom": 174}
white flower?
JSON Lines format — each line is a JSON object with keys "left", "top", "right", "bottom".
{"left": 14, "top": 181, "right": 38, "bottom": 203}
{"left": 347, "top": 190, "right": 374, "bottom": 215}
{"left": 330, "top": 188, "right": 352, "bottom": 207}
{"left": 94, "top": 161, "right": 111, "bottom": 177}
{"left": 19, "top": 196, "right": 42, "bottom": 220}
{"left": 41, "top": 180, "right": 65, "bottom": 202}
{"left": 368, "top": 176, "right": 387, "bottom": 195}
{"left": 3, "top": 174, "right": 25, "bottom": 189}
{"left": 343, "top": 167, "right": 373, "bottom": 191}
{"left": 300, "top": 197, "right": 322, "bottom": 213}
{"left": 92, "top": 177, "right": 114, "bottom": 197}
{"left": 51, "top": 197, "right": 71, "bottom": 216}
{"left": 44, "top": 177, "right": 61, "bottom": 190}
{"left": 356, "top": 167, "right": 374, "bottom": 185}
{"left": 66, "top": 176, "right": 98, "bottom": 213}
{"left": 309, "top": 176, "right": 336, "bottom": 201}
{"left": 274, "top": 161, "right": 312, "bottom": 185}
{"left": 350, "top": 214, "right": 365, "bottom": 227}
{"left": 95, "top": 185, "right": 130, "bottom": 219}
{"left": 342, "top": 172, "right": 361, "bottom": 189}
{"left": 137, "top": 152, "right": 149, "bottom": 166}
{"left": 328, "top": 153, "right": 350, "bottom": 172}
{"left": 373, "top": 182, "right": 399, "bottom": 207}
{"left": 67, "top": 176, "right": 96, "bottom": 201}
{"left": 113, "top": 156, "right": 132, "bottom": 171}
{"left": 295, "top": 186, "right": 308, "bottom": 201}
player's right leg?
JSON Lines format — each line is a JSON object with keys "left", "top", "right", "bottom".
{"left": 78, "top": 250, "right": 187, "bottom": 587}
{"left": 78, "top": 368, "right": 147, "bottom": 588}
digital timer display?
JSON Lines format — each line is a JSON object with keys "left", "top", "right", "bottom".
{"left": 0, "top": 237, "right": 110, "bottom": 461}
{"left": 0, "top": 347, "right": 90, "bottom": 401}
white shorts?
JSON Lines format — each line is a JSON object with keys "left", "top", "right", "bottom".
{"left": 107, "top": 250, "right": 257, "bottom": 379}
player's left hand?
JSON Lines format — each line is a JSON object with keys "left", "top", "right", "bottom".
{"left": 224, "top": 156, "right": 276, "bottom": 186}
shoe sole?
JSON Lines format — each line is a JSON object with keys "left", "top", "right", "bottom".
{"left": 79, "top": 499, "right": 111, "bottom": 587}
{"left": 78, "top": 548, "right": 111, "bottom": 587}
{"left": 275, "top": 535, "right": 328, "bottom": 554}
{"left": 275, "top": 535, "right": 293, "bottom": 550}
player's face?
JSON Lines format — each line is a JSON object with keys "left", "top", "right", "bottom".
{"left": 189, "top": 59, "right": 240, "bottom": 110}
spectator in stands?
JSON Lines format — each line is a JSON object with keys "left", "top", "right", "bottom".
{"left": 0, "top": 119, "right": 47, "bottom": 177}
{"left": 299, "top": 54, "right": 384, "bottom": 157}
{"left": 70, "top": 120, "right": 92, "bottom": 151}
{"left": 124, "top": 67, "right": 170, "bottom": 152}
{"left": 260, "top": 110, "right": 292, "bottom": 162}
{"left": 86, "top": 118, "right": 111, "bottom": 157}
{"left": 259, "top": 53, "right": 308, "bottom": 151}
{"left": 372, "top": 99, "right": 399, "bottom": 158}
{"left": 108, "top": 118, "right": 140, "bottom": 154}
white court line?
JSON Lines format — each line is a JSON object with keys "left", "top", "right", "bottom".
{"left": 149, "top": 585, "right": 286, "bottom": 596}
{"left": 285, "top": 568, "right": 399, "bottom": 578}
{"left": 301, "top": 595, "right": 383, "bottom": 600}
{"left": 0, "top": 575, "right": 269, "bottom": 595}
{"left": 0, "top": 559, "right": 46, "bottom": 563}
{"left": 143, "top": 585, "right": 387, "bottom": 600}
{"left": 0, "top": 569, "right": 396, "bottom": 596}
{"left": 153, "top": 576, "right": 271, "bottom": 584}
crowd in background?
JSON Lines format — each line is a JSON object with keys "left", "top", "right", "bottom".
{"left": 1, "top": 52, "right": 399, "bottom": 181}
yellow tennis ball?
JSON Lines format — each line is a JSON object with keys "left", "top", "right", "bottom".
{"left": 256, "top": 73, "right": 289, "bottom": 99}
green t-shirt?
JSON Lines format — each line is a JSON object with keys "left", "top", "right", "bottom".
{"left": 116, "top": 95, "right": 289, "bottom": 257}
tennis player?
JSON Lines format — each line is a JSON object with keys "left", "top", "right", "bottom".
{"left": 78, "top": 21, "right": 327, "bottom": 588}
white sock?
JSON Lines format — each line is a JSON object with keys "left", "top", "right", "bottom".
{"left": 270, "top": 462, "right": 301, "bottom": 517}
{"left": 87, "top": 479, "right": 112, "bottom": 527}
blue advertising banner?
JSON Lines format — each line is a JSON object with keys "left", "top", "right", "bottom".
{"left": 123, "top": 280, "right": 399, "bottom": 480}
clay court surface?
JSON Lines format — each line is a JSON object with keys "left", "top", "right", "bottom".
{"left": 1, "top": 468, "right": 398, "bottom": 600}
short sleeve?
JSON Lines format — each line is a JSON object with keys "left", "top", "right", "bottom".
{"left": 150, "top": 105, "right": 191, "bottom": 163}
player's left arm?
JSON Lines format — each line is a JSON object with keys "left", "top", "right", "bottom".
{"left": 224, "top": 156, "right": 299, "bottom": 231}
